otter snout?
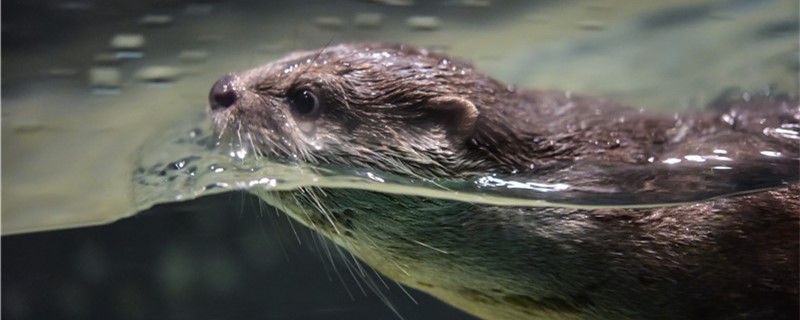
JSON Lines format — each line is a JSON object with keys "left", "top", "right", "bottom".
{"left": 209, "top": 74, "right": 239, "bottom": 111}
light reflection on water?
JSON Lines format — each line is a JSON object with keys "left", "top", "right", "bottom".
{"left": 132, "top": 113, "right": 799, "bottom": 211}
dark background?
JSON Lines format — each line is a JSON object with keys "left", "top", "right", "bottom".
{"left": 3, "top": 192, "right": 475, "bottom": 319}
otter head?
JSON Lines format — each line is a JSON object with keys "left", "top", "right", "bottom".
{"left": 208, "top": 43, "right": 518, "bottom": 179}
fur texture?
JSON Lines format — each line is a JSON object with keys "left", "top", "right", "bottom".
{"left": 210, "top": 43, "right": 799, "bottom": 320}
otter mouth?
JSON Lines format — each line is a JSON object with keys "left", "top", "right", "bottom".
{"left": 210, "top": 119, "right": 256, "bottom": 156}
{"left": 210, "top": 118, "right": 302, "bottom": 166}
{"left": 207, "top": 79, "right": 303, "bottom": 165}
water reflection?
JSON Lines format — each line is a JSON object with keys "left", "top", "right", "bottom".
{"left": 132, "top": 112, "right": 798, "bottom": 210}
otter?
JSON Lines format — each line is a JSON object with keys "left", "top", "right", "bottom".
{"left": 208, "top": 43, "right": 799, "bottom": 320}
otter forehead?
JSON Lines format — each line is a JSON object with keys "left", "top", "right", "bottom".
{"left": 261, "top": 43, "right": 472, "bottom": 73}
{"left": 237, "top": 43, "right": 481, "bottom": 95}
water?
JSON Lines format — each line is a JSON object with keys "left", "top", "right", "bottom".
{"left": 2, "top": 1, "right": 798, "bottom": 319}
{"left": 3, "top": 0, "right": 798, "bottom": 235}
{"left": 3, "top": 1, "right": 797, "bottom": 234}
{"left": 132, "top": 113, "right": 798, "bottom": 212}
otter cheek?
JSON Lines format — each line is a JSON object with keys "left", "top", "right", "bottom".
{"left": 297, "top": 120, "right": 316, "bottom": 134}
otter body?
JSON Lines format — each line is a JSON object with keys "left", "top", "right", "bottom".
{"left": 208, "top": 43, "right": 799, "bottom": 319}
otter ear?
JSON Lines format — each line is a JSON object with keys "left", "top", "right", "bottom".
{"left": 423, "top": 96, "right": 479, "bottom": 137}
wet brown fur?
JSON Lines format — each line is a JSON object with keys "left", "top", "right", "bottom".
{"left": 210, "top": 43, "right": 800, "bottom": 320}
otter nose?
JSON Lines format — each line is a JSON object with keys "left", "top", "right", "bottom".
{"left": 209, "top": 74, "right": 238, "bottom": 111}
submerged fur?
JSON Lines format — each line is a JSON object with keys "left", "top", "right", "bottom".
{"left": 210, "top": 43, "right": 800, "bottom": 320}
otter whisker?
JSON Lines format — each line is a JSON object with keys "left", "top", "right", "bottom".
{"left": 235, "top": 120, "right": 244, "bottom": 148}
{"left": 346, "top": 251, "right": 404, "bottom": 316}
{"left": 336, "top": 241, "right": 412, "bottom": 320}
{"left": 288, "top": 192, "right": 319, "bottom": 241}
{"left": 319, "top": 234, "right": 357, "bottom": 301}
{"left": 334, "top": 245, "right": 368, "bottom": 297}
{"left": 290, "top": 191, "right": 349, "bottom": 291}
{"left": 215, "top": 121, "right": 229, "bottom": 141}
{"left": 296, "top": 144, "right": 312, "bottom": 165}
{"left": 284, "top": 211, "right": 302, "bottom": 245}
{"left": 289, "top": 39, "right": 333, "bottom": 85}
{"left": 393, "top": 280, "right": 419, "bottom": 305}
{"left": 267, "top": 133, "right": 293, "bottom": 160}
{"left": 389, "top": 260, "right": 411, "bottom": 278}
{"left": 304, "top": 186, "right": 341, "bottom": 235}
{"left": 245, "top": 132, "right": 263, "bottom": 159}
{"left": 370, "top": 264, "right": 392, "bottom": 291}
{"left": 410, "top": 239, "right": 450, "bottom": 255}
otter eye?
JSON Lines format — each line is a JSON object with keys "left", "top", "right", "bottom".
{"left": 288, "top": 89, "right": 321, "bottom": 119}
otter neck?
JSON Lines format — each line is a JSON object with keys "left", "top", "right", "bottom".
{"left": 462, "top": 89, "right": 674, "bottom": 175}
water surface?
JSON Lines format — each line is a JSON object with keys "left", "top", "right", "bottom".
{"left": 3, "top": 1, "right": 798, "bottom": 320}
{"left": 3, "top": 0, "right": 797, "bottom": 234}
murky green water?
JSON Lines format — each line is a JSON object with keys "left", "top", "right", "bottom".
{"left": 3, "top": 1, "right": 798, "bottom": 320}
{"left": 3, "top": 0, "right": 798, "bottom": 235}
